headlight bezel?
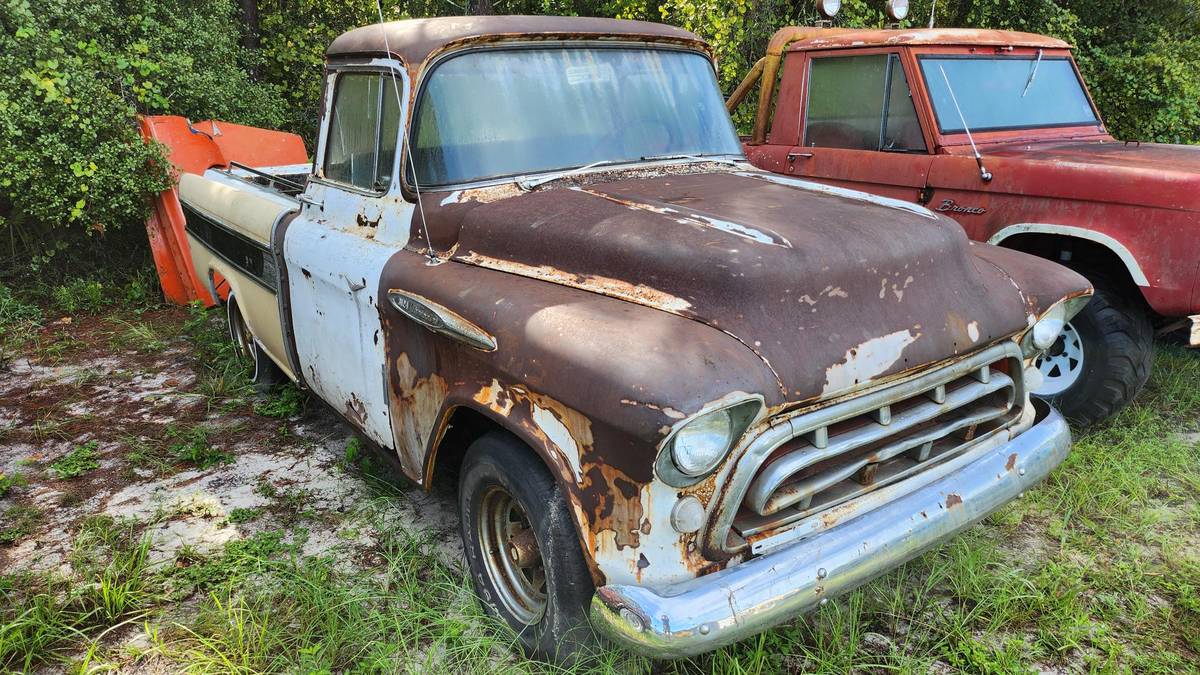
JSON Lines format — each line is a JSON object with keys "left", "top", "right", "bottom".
{"left": 1019, "top": 293, "right": 1092, "bottom": 358}
{"left": 656, "top": 396, "right": 764, "bottom": 487}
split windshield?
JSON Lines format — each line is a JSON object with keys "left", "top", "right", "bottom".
{"left": 409, "top": 47, "right": 743, "bottom": 187}
{"left": 919, "top": 56, "right": 1099, "bottom": 134}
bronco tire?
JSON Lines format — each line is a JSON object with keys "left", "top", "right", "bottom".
{"left": 459, "top": 432, "right": 595, "bottom": 662}
{"left": 1031, "top": 274, "right": 1152, "bottom": 425}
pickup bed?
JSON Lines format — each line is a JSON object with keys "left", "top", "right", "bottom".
{"left": 141, "top": 16, "right": 1091, "bottom": 661}
{"left": 729, "top": 25, "right": 1200, "bottom": 425}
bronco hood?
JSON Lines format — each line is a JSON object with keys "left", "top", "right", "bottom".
{"left": 980, "top": 140, "right": 1200, "bottom": 212}
{"left": 423, "top": 168, "right": 1086, "bottom": 404}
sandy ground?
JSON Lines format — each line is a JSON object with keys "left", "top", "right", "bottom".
{"left": 0, "top": 309, "right": 464, "bottom": 581}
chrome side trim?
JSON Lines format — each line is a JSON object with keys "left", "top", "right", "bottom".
{"left": 386, "top": 289, "right": 497, "bottom": 352}
{"left": 592, "top": 400, "right": 1070, "bottom": 659}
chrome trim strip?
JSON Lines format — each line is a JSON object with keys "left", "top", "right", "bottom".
{"left": 591, "top": 401, "right": 1070, "bottom": 659}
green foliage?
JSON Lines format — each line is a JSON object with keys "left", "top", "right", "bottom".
{"left": 254, "top": 383, "right": 308, "bottom": 419}
{"left": 0, "top": 472, "right": 26, "bottom": 499}
{"left": 0, "top": 0, "right": 289, "bottom": 267}
{"left": 165, "top": 425, "right": 232, "bottom": 469}
{"left": 0, "top": 505, "right": 42, "bottom": 544}
{"left": 49, "top": 441, "right": 100, "bottom": 479}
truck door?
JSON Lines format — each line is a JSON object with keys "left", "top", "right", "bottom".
{"left": 785, "top": 51, "right": 933, "bottom": 203}
{"left": 284, "top": 64, "right": 410, "bottom": 449}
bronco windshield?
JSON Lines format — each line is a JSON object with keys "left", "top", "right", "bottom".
{"left": 409, "top": 47, "right": 743, "bottom": 187}
{"left": 919, "top": 56, "right": 1099, "bottom": 134}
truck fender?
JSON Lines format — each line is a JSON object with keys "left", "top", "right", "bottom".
{"left": 987, "top": 223, "right": 1150, "bottom": 287}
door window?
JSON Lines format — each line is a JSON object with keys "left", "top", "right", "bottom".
{"left": 323, "top": 72, "right": 402, "bottom": 191}
{"left": 805, "top": 54, "right": 926, "bottom": 152}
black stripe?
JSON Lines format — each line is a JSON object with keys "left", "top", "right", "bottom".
{"left": 182, "top": 204, "right": 279, "bottom": 292}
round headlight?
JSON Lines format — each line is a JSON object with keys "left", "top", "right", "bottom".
{"left": 816, "top": 0, "right": 841, "bottom": 19}
{"left": 1032, "top": 304, "right": 1067, "bottom": 351}
{"left": 885, "top": 0, "right": 909, "bottom": 21}
{"left": 671, "top": 408, "right": 734, "bottom": 477}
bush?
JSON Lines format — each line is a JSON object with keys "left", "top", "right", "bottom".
{"left": 0, "top": 0, "right": 289, "bottom": 269}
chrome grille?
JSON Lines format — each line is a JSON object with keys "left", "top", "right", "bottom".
{"left": 711, "top": 341, "right": 1026, "bottom": 552}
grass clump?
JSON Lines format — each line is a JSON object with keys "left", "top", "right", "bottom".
{"left": 0, "top": 516, "right": 155, "bottom": 671}
{"left": 0, "top": 505, "right": 43, "bottom": 545}
{"left": 254, "top": 383, "right": 308, "bottom": 419}
{"left": 0, "top": 472, "right": 27, "bottom": 498}
{"left": 49, "top": 441, "right": 100, "bottom": 479}
{"left": 227, "top": 508, "right": 261, "bottom": 525}
{"left": 166, "top": 425, "right": 232, "bottom": 469}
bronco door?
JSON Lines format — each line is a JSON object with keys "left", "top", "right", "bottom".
{"left": 784, "top": 50, "right": 934, "bottom": 203}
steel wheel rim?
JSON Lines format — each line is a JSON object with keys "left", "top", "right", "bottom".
{"left": 477, "top": 485, "right": 547, "bottom": 625}
{"left": 229, "top": 306, "right": 254, "bottom": 363}
{"left": 1033, "top": 320, "right": 1084, "bottom": 396}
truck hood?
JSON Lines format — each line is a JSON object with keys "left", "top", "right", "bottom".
{"left": 981, "top": 140, "right": 1200, "bottom": 212}
{"left": 425, "top": 168, "right": 1084, "bottom": 404}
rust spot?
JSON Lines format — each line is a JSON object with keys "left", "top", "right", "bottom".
{"left": 389, "top": 353, "right": 449, "bottom": 476}
{"left": 301, "top": 268, "right": 312, "bottom": 279}
{"left": 636, "top": 553, "right": 649, "bottom": 570}
{"left": 459, "top": 183, "right": 524, "bottom": 204}
{"left": 344, "top": 393, "right": 367, "bottom": 427}
{"left": 1006, "top": 453, "right": 1018, "bottom": 472}
{"left": 639, "top": 519, "right": 652, "bottom": 535}
{"left": 946, "top": 493, "right": 963, "bottom": 508}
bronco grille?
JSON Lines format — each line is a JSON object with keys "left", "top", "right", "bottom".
{"left": 717, "top": 341, "right": 1025, "bottom": 553}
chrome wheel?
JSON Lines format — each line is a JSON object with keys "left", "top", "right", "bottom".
{"left": 227, "top": 300, "right": 255, "bottom": 364}
{"left": 477, "top": 485, "right": 547, "bottom": 625}
{"left": 1033, "top": 320, "right": 1084, "bottom": 396}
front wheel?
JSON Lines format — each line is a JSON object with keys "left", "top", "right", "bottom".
{"left": 459, "top": 433, "right": 596, "bottom": 663}
{"left": 1031, "top": 276, "right": 1152, "bottom": 425}
{"left": 226, "top": 297, "right": 282, "bottom": 389}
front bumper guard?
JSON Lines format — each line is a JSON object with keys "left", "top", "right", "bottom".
{"left": 591, "top": 400, "right": 1071, "bottom": 659}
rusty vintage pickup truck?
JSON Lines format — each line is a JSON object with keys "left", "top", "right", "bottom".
{"left": 145, "top": 16, "right": 1091, "bottom": 661}
{"left": 729, "top": 17, "right": 1200, "bottom": 425}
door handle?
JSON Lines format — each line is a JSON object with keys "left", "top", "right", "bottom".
{"left": 787, "top": 152, "right": 814, "bottom": 162}
{"left": 298, "top": 193, "right": 324, "bottom": 209}
{"left": 343, "top": 274, "right": 366, "bottom": 293}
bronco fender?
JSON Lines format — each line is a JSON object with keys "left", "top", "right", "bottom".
{"left": 377, "top": 253, "right": 780, "bottom": 587}
{"left": 987, "top": 223, "right": 1149, "bottom": 287}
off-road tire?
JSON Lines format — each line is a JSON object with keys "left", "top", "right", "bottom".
{"left": 226, "top": 297, "right": 282, "bottom": 390}
{"left": 459, "top": 432, "right": 596, "bottom": 663}
{"left": 1036, "top": 274, "right": 1152, "bottom": 425}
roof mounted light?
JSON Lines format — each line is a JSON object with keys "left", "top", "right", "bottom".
{"left": 816, "top": 0, "right": 841, "bottom": 19}
{"left": 885, "top": 0, "right": 909, "bottom": 21}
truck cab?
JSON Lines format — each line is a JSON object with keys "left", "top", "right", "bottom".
{"left": 732, "top": 25, "right": 1200, "bottom": 425}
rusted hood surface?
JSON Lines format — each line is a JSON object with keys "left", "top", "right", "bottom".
{"left": 432, "top": 170, "right": 1085, "bottom": 404}
{"left": 981, "top": 140, "right": 1200, "bottom": 212}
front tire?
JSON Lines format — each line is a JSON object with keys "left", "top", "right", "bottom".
{"left": 459, "top": 433, "right": 595, "bottom": 662}
{"left": 1031, "top": 275, "right": 1152, "bottom": 425}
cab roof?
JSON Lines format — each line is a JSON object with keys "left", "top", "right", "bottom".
{"left": 784, "top": 27, "right": 1071, "bottom": 53}
{"left": 327, "top": 16, "right": 706, "bottom": 66}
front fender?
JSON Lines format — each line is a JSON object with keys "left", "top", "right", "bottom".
{"left": 379, "top": 252, "right": 778, "bottom": 587}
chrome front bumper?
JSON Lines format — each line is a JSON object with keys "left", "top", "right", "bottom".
{"left": 590, "top": 400, "right": 1070, "bottom": 659}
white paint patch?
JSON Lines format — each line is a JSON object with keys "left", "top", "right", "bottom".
{"left": 531, "top": 404, "right": 583, "bottom": 482}
{"left": 439, "top": 190, "right": 462, "bottom": 206}
{"left": 967, "top": 321, "right": 981, "bottom": 342}
{"left": 734, "top": 171, "right": 939, "bottom": 220}
{"left": 822, "top": 329, "right": 921, "bottom": 397}
{"left": 695, "top": 216, "right": 791, "bottom": 248}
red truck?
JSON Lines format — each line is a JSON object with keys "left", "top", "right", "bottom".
{"left": 730, "top": 24, "right": 1200, "bottom": 425}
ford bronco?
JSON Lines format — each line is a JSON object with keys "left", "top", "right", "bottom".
{"left": 730, "top": 15, "right": 1200, "bottom": 425}
{"left": 143, "top": 16, "right": 1090, "bottom": 661}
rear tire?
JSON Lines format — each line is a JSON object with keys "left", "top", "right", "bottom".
{"left": 1032, "top": 274, "right": 1152, "bottom": 426}
{"left": 226, "top": 297, "right": 282, "bottom": 389}
{"left": 458, "top": 433, "right": 596, "bottom": 663}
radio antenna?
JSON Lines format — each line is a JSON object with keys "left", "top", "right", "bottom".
{"left": 377, "top": 0, "right": 438, "bottom": 264}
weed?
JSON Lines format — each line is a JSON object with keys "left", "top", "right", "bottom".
{"left": 0, "top": 471, "right": 27, "bottom": 498}
{"left": 0, "top": 284, "right": 41, "bottom": 339}
{"left": 50, "top": 279, "right": 109, "bottom": 316}
{"left": 165, "top": 425, "right": 232, "bottom": 469}
{"left": 343, "top": 436, "right": 362, "bottom": 466}
{"left": 0, "top": 505, "right": 43, "bottom": 544}
{"left": 227, "top": 508, "right": 262, "bottom": 525}
{"left": 254, "top": 383, "right": 307, "bottom": 419}
{"left": 50, "top": 441, "right": 100, "bottom": 479}
{"left": 115, "top": 320, "right": 166, "bottom": 352}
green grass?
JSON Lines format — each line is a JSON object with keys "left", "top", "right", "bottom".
{"left": 0, "top": 505, "right": 43, "bottom": 545}
{"left": 165, "top": 425, "right": 232, "bottom": 469}
{"left": 49, "top": 441, "right": 101, "bottom": 479}
{"left": 253, "top": 383, "right": 308, "bottom": 419}
{"left": 0, "top": 471, "right": 26, "bottom": 498}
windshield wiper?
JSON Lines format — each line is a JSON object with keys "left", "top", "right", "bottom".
{"left": 937, "top": 64, "right": 993, "bottom": 183}
{"left": 516, "top": 159, "right": 622, "bottom": 191}
{"left": 1022, "top": 49, "right": 1044, "bottom": 97}
{"left": 639, "top": 152, "right": 739, "bottom": 165}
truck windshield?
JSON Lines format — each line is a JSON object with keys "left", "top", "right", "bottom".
{"left": 410, "top": 47, "right": 743, "bottom": 187}
{"left": 919, "top": 56, "right": 1099, "bottom": 134}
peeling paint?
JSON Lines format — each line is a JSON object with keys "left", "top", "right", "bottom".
{"left": 822, "top": 329, "right": 921, "bottom": 397}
